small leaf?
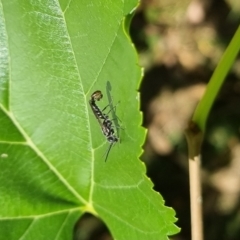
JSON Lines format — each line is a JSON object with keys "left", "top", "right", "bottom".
{"left": 0, "top": 0, "right": 179, "bottom": 239}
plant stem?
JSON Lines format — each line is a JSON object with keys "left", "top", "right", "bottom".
{"left": 185, "top": 122, "right": 204, "bottom": 240}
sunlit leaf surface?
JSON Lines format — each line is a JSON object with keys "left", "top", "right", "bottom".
{"left": 0, "top": 0, "right": 179, "bottom": 239}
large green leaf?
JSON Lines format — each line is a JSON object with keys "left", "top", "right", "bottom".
{"left": 0, "top": 0, "right": 179, "bottom": 239}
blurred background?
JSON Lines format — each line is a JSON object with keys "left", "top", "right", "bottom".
{"left": 133, "top": 0, "right": 240, "bottom": 239}
{"left": 75, "top": 0, "right": 240, "bottom": 239}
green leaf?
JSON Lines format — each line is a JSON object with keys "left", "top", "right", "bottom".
{"left": 0, "top": 1, "right": 179, "bottom": 239}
